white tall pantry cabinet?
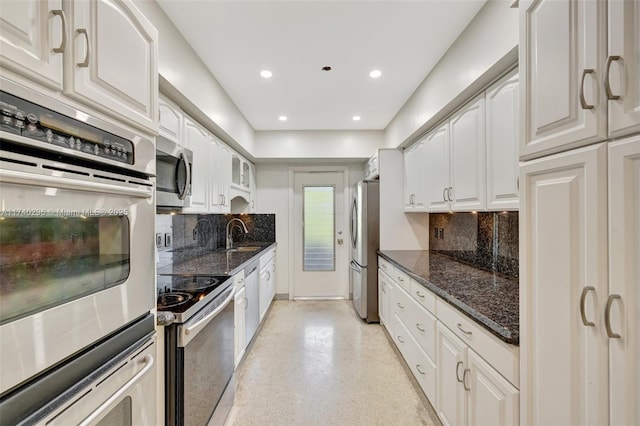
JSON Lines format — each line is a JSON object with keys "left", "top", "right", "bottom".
{"left": 520, "top": 0, "right": 640, "bottom": 424}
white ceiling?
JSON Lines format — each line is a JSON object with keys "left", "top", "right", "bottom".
{"left": 157, "top": 0, "right": 487, "bottom": 131}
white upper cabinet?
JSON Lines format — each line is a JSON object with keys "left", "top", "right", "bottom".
{"left": 449, "top": 95, "right": 486, "bottom": 211}
{"left": 520, "top": 0, "right": 607, "bottom": 160}
{"left": 214, "top": 138, "right": 231, "bottom": 213}
{"left": 486, "top": 71, "right": 520, "bottom": 211}
{"left": 0, "top": 0, "right": 65, "bottom": 90}
{"left": 403, "top": 138, "right": 428, "bottom": 212}
{"left": 424, "top": 122, "right": 451, "bottom": 212}
{"left": 182, "top": 117, "right": 210, "bottom": 213}
{"left": 607, "top": 0, "right": 640, "bottom": 138}
{"left": 64, "top": 0, "right": 158, "bottom": 134}
{"left": 608, "top": 136, "right": 640, "bottom": 426}
{"left": 158, "top": 94, "right": 183, "bottom": 144}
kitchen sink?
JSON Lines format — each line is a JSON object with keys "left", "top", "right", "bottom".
{"left": 226, "top": 246, "right": 262, "bottom": 253}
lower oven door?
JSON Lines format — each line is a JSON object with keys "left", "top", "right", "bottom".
{"left": 44, "top": 337, "right": 157, "bottom": 426}
{"left": 0, "top": 156, "right": 155, "bottom": 394}
{"left": 170, "top": 285, "right": 235, "bottom": 426}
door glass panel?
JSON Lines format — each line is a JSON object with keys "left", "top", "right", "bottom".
{"left": 303, "top": 186, "right": 335, "bottom": 271}
{"left": 96, "top": 396, "right": 132, "bottom": 426}
{"left": 0, "top": 215, "right": 130, "bottom": 324}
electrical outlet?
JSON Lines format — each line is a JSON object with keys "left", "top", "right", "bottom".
{"left": 439, "top": 228, "right": 445, "bottom": 239}
{"left": 156, "top": 233, "right": 163, "bottom": 247}
{"left": 164, "top": 233, "right": 172, "bottom": 247}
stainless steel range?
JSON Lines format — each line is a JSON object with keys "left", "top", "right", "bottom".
{"left": 157, "top": 274, "right": 236, "bottom": 426}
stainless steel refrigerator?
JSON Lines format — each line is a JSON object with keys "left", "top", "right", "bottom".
{"left": 350, "top": 180, "right": 380, "bottom": 323}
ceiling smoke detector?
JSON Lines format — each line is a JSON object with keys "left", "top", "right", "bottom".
{"left": 321, "top": 66, "right": 332, "bottom": 72}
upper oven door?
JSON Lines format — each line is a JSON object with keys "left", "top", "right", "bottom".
{"left": 0, "top": 153, "right": 155, "bottom": 395}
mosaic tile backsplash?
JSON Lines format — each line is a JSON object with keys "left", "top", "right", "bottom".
{"left": 156, "top": 213, "right": 276, "bottom": 252}
{"left": 429, "top": 212, "right": 519, "bottom": 279}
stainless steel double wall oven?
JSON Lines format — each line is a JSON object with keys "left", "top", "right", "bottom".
{"left": 0, "top": 78, "right": 157, "bottom": 424}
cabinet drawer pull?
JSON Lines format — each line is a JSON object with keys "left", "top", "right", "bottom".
{"left": 396, "top": 302, "right": 404, "bottom": 309}
{"left": 397, "top": 335, "right": 405, "bottom": 343}
{"left": 416, "top": 365, "right": 426, "bottom": 375}
{"left": 51, "top": 10, "right": 67, "bottom": 54}
{"left": 76, "top": 28, "right": 90, "bottom": 68}
{"left": 456, "top": 361, "right": 463, "bottom": 382}
{"left": 605, "top": 294, "right": 622, "bottom": 339}
{"left": 381, "top": 263, "right": 387, "bottom": 270}
{"left": 456, "top": 323, "right": 472, "bottom": 336}
{"left": 415, "top": 290, "right": 425, "bottom": 299}
{"left": 397, "top": 276, "right": 404, "bottom": 282}
{"left": 604, "top": 55, "right": 622, "bottom": 100}
{"left": 415, "top": 323, "right": 425, "bottom": 332}
{"left": 579, "top": 69, "right": 595, "bottom": 110}
{"left": 463, "top": 368, "right": 471, "bottom": 391}
{"left": 580, "top": 286, "right": 596, "bottom": 327}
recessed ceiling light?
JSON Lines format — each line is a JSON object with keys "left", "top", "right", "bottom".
{"left": 278, "top": 115, "right": 288, "bottom": 121}
{"left": 369, "top": 70, "right": 382, "bottom": 78}
{"left": 352, "top": 116, "right": 361, "bottom": 121}
{"left": 260, "top": 70, "right": 273, "bottom": 78}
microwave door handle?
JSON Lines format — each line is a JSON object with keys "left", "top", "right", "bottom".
{"left": 77, "top": 354, "right": 155, "bottom": 426}
{"left": 178, "top": 152, "right": 191, "bottom": 200}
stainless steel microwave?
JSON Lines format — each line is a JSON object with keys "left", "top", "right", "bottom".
{"left": 156, "top": 136, "right": 193, "bottom": 208}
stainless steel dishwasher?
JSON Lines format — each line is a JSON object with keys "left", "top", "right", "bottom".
{"left": 244, "top": 257, "right": 260, "bottom": 345}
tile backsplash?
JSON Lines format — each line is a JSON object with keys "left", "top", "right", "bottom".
{"left": 429, "top": 212, "right": 518, "bottom": 279}
{"left": 155, "top": 213, "right": 275, "bottom": 252}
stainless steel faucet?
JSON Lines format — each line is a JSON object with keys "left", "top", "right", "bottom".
{"left": 226, "top": 218, "right": 248, "bottom": 249}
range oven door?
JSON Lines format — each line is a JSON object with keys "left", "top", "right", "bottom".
{"left": 0, "top": 154, "right": 155, "bottom": 395}
{"left": 167, "top": 284, "right": 235, "bottom": 426}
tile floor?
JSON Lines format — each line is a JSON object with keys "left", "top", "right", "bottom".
{"left": 225, "top": 300, "right": 440, "bottom": 426}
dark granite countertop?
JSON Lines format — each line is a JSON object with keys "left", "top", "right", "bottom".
{"left": 378, "top": 250, "right": 519, "bottom": 346}
{"left": 156, "top": 242, "right": 277, "bottom": 276}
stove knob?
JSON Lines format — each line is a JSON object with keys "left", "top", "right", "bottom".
{"left": 157, "top": 311, "right": 176, "bottom": 326}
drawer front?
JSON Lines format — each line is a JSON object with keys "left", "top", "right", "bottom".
{"left": 391, "top": 283, "right": 413, "bottom": 328}
{"left": 406, "top": 299, "right": 438, "bottom": 362}
{"left": 378, "top": 257, "right": 396, "bottom": 278}
{"left": 392, "top": 313, "right": 411, "bottom": 360}
{"left": 394, "top": 269, "right": 411, "bottom": 293}
{"left": 437, "top": 299, "right": 519, "bottom": 388}
{"left": 396, "top": 316, "right": 438, "bottom": 403}
{"left": 259, "top": 246, "right": 277, "bottom": 269}
{"left": 409, "top": 279, "right": 437, "bottom": 314}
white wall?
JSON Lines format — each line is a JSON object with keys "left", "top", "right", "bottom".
{"left": 254, "top": 131, "right": 384, "bottom": 160}
{"left": 385, "top": 0, "right": 518, "bottom": 148}
{"left": 135, "top": 0, "right": 255, "bottom": 157}
{"left": 256, "top": 163, "right": 364, "bottom": 296}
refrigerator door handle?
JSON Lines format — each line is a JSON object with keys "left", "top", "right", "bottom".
{"left": 350, "top": 260, "right": 362, "bottom": 273}
{"left": 350, "top": 197, "right": 358, "bottom": 249}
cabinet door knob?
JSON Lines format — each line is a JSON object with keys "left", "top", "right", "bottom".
{"left": 605, "top": 294, "right": 622, "bottom": 339}
{"left": 579, "top": 286, "right": 596, "bottom": 327}
{"left": 579, "top": 69, "right": 595, "bottom": 110}
{"left": 604, "top": 55, "right": 622, "bottom": 100}
{"left": 76, "top": 28, "right": 90, "bottom": 68}
{"left": 51, "top": 10, "right": 67, "bottom": 54}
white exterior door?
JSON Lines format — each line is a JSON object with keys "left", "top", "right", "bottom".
{"left": 607, "top": 0, "right": 640, "bottom": 139}
{"left": 0, "top": 0, "right": 64, "bottom": 90}
{"left": 608, "top": 136, "right": 640, "bottom": 426}
{"left": 520, "top": 143, "right": 609, "bottom": 426}
{"left": 424, "top": 123, "right": 451, "bottom": 212}
{"left": 519, "top": 0, "right": 607, "bottom": 160}
{"left": 293, "top": 172, "right": 346, "bottom": 299}
{"left": 450, "top": 95, "right": 486, "bottom": 211}
{"left": 64, "top": 0, "right": 157, "bottom": 133}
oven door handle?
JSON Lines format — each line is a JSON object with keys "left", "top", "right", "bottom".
{"left": 77, "top": 354, "right": 155, "bottom": 426}
{"left": 180, "top": 287, "right": 235, "bottom": 347}
{"left": 0, "top": 168, "right": 152, "bottom": 198}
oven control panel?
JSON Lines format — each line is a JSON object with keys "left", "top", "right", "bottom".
{"left": 0, "top": 91, "right": 133, "bottom": 165}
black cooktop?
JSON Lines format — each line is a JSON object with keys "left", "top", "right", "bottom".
{"left": 157, "top": 275, "right": 231, "bottom": 318}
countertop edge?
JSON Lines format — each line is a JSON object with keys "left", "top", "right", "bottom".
{"left": 377, "top": 250, "right": 519, "bottom": 346}
{"left": 226, "top": 242, "right": 278, "bottom": 276}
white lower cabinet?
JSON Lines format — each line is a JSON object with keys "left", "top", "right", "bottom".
{"left": 437, "top": 323, "right": 519, "bottom": 426}
{"left": 233, "top": 272, "right": 246, "bottom": 368}
{"left": 380, "top": 256, "right": 520, "bottom": 426}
